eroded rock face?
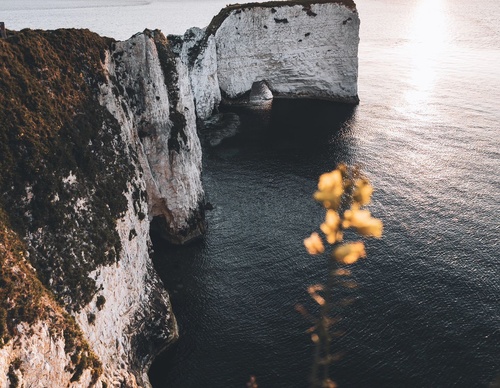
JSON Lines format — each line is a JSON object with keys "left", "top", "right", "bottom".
{"left": 174, "top": 1, "right": 359, "bottom": 117}
{"left": 0, "top": 322, "right": 96, "bottom": 388}
{"left": 74, "top": 180, "right": 177, "bottom": 388}
{"left": 213, "top": 1, "right": 360, "bottom": 103}
{"left": 0, "top": 29, "right": 201, "bottom": 387}
{"left": 102, "top": 31, "right": 206, "bottom": 244}
{"left": 175, "top": 27, "right": 222, "bottom": 121}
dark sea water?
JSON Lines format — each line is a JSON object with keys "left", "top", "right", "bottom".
{"left": 3, "top": 0, "right": 498, "bottom": 386}
{"left": 150, "top": 0, "right": 500, "bottom": 387}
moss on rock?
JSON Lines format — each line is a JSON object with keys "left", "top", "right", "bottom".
{"left": 0, "top": 29, "right": 135, "bottom": 311}
{"left": 0, "top": 209, "right": 102, "bottom": 381}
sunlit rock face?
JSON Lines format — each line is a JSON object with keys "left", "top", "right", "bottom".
{"left": 0, "top": 28, "right": 202, "bottom": 388}
{"left": 103, "top": 31, "right": 205, "bottom": 244}
{"left": 213, "top": 1, "right": 360, "bottom": 103}
{"left": 175, "top": 27, "right": 222, "bottom": 120}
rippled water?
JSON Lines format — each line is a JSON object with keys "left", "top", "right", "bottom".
{"left": 3, "top": 0, "right": 498, "bottom": 386}
{"left": 150, "top": 0, "right": 500, "bottom": 386}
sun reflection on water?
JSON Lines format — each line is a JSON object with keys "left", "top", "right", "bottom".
{"left": 403, "top": 0, "right": 449, "bottom": 115}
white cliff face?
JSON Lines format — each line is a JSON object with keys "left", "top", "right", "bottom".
{"left": 75, "top": 180, "right": 176, "bottom": 388}
{"left": 214, "top": 2, "right": 360, "bottom": 103}
{"left": 178, "top": 27, "right": 222, "bottom": 120}
{"left": 0, "top": 322, "right": 95, "bottom": 388}
{"left": 102, "top": 31, "right": 205, "bottom": 243}
{"left": 72, "top": 31, "right": 208, "bottom": 384}
{"left": 0, "top": 30, "right": 203, "bottom": 388}
{"left": 0, "top": 184, "right": 173, "bottom": 388}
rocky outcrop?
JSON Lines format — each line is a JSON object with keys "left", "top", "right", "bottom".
{"left": 101, "top": 30, "right": 205, "bottom": 244}
{"left": 180, "top": 0, "right": 359, "bottom": 113}
{"left": 172, "top": 27, "right": 222, "bottom": 121}
{"left": 213, "top": 0, "right": 360, "bottom": 103}
{"left": 0, "top": 28, "right": 200, "bottom": 387}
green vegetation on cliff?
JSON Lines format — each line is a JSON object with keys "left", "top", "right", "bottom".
{"left": 0, "top": 29, "right": 135, "bottom": 311}
{"left": 0, "top": 209, "right": 102, "bottom": 382}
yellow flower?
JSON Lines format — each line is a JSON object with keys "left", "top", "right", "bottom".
{"left": 333, "top": 242, "right": 366, "bottom": 264}
{"left": 324, "top": 379, "right": 338, "bottom": 388}
{"left": 304, "top": 232, "right": 325, "bottom": 255}
{"left": 318, "top": 169, "right": 342, "bottom": 192}
{"left": 320, "top": 210, "right": 343, "bottom": 244}
{"left": 308, "top": 284, "right": 326, "bottom": 305}
{"left": 352, "top": 178, "right": 373, "bottom": 206}
{"left": 314, "top": 169, "right": 344, "bottom": 209}
{"left": 342, "top": 206, "right": 383, "bottom": 238}
{"left": 333, "top": 268, "right": 351, "bottom": 276}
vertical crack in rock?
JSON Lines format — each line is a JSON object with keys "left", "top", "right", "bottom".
{"left": 102, "top": 30, "right": 205, "bottom": 245}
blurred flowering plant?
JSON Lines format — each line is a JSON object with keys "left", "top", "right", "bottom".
{"left": 301, "top": 164, "right": 383, "bottom": 388}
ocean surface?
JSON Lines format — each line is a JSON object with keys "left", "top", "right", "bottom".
{"left": 3, "top": 0, "right": 499, "bottom": 387}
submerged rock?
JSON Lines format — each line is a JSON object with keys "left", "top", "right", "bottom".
{"left": 200, "top": 112, "right": 241, "bottom": 147}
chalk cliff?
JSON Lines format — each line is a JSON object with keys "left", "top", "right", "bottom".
{"left": 0, "top": 28, "right": 201, "bottom": 387}
{"left": 102, "top": 31, "right": 205, "bottom": 245}
{"left": 173, "top": 27, "right": 222, "bottom": 121}
{"left": 0, "top": 1, "right": 359, "bottom": 387}
{"left": 170, "top": 0, "right": 359, "bottom": 121}
{"left": 182, "top": 0, "right": 359, "bottom": 113}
